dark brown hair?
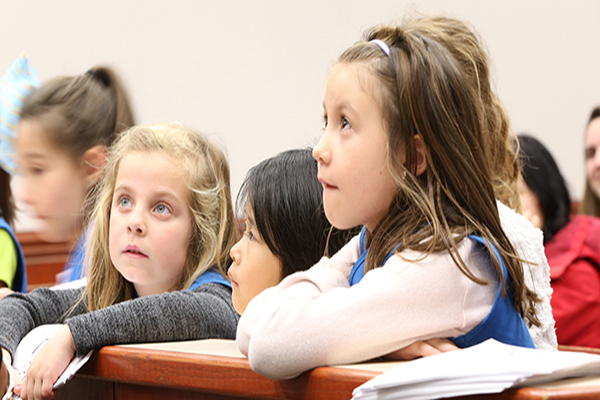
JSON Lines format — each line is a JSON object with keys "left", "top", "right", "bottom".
{"left": 237, "top": 149, "right": 358, "bottom": 279}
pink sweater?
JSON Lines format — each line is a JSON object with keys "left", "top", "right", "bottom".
{"left": 237, "top": 203, "right": 556, "bottom": 380}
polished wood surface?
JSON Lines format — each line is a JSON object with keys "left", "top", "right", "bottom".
{"left": 55, "top": 340, "right": 600, "bottom": 400}
{"left": 15, "top": 232, "right": 70, "bottom": 291}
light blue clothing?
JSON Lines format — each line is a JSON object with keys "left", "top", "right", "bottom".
{"left": 189, "top": 268, "right": 231, "bottom": 290}
{"left": 348, "top": 227, "right": 534, "bottom": 349}
{"left": 62, "top": 232, "right": 87, "bottom": 283}
{"left": 0, "top": 217, "right": 27, "bottom": 292}
{"left": 132, "top": 267, "right": 231, "bottom": 298}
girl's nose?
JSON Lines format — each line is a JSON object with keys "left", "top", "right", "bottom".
{"left": 230, "top": 238, "right": 242, "bottom": 264}
{"left": 127, "top": 211, "right": 146, "bottom": 235}
{"left": 313, "top": 133, "right": 331, "bottom": 165}
{"left": 16, "top": 176, "right": 35, "bottom": 206}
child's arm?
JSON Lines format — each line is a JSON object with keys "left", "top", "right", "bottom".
{"left": 0, "top": 288, "right": 86, "bottom": 359}
{"left": 237, "top": 240, "right": 497, "bottom": 380}
{"left": 64, "top": 283, "right": 238, "bottom": 356}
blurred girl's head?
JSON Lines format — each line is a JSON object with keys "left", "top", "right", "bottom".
{"left": 581, "top": 106, "right": 600, "bottom": 217}
{"left": 16, "top": 66, "right": 134, "bottom": 242}
{"left": 87, "top": 123, "right": 238, "bottom": 311}
{"left": 229, "top": 149, "right": 357, "bottom": 313}
{"left": 517, "top": 134, "right": 571, "bottom": 244}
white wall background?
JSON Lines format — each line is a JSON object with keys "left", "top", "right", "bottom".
{"left": 3, "top": 0, "right": 599, "bottom": 232}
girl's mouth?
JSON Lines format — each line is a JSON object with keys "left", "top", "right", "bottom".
{"left": 124, "top": 245, "right": 148, "bottom": 258}
{"left": 227, "top": 271, "right": 238, "bottom": 286}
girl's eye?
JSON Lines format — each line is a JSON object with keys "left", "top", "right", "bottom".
{"left": 28, "top": 166, "right": 45, "bottom": 175}
{"left": 244, "top": 226, "right": 257, "bottom": 242}
{"left": 322, "top": 115, "right": 328, "bottom": 130}
{"left": 586, "top": 147, "right": 596, "bottom": 160}
{"left": 341, "top": 117, "right": 351, "bottom": 130}
{"left": 119, "top": 197, "right": 131, "bottom": 208}
{"left": 154, "top": 203, "right": 171, "bottom": 215}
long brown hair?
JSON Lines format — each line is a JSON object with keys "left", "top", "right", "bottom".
{"left": 338, "top": 16, "right": 538, "bottom": 326}
{"left": 580, "top": 106, "right": 600, "bottom": 217}
{"left": 85, "top": 123, "right": 238, "bottom": 311}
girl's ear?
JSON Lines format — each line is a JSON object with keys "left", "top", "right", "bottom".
{"left": 82, "top": 145, "right": 108, "bottom": 187}
{"left": 414, "top": 134, "right": 427, "bottom": 176}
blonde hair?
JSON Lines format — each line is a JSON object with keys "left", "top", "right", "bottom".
{"left": 338, "top": 16, "right": 538, "bottom": 325}
{"left": 85, "top": 123, "right": 238, "bottom": 311}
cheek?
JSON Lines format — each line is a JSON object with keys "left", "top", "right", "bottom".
{"left": 46, "top": 171, "right": 88, "bottom": 211}
{"left": 158, "top": 223, "right": 191, "bottom": 268}
{"left": 108, "top": 216, "right": 121, "bottom": 262}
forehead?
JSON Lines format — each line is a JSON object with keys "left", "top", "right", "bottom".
{"left": 327, "top": 62, "right": 381, "bottom": 97}
{"left": 16, "top": 119, "right": 76, "bottom": 163}
{"left": 586, "top": 118, "right": 600, "bottom": 145}
{"left": 116, "top": 151, "right": 186, "bottom": 189}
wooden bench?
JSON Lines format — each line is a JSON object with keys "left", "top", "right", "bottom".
{"left": 15, "top": 232, "right": 71, "bottom": 291}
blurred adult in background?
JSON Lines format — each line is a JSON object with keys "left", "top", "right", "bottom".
{"left": 581, "top": 106, "right": 600, "bottom": 217}
{"left": 518, "top": 134, "right": 600, "bottom": 348}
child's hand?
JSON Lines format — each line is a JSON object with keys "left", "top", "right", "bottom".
{"left": 384, "top": 338, "right": 459, "bottom": 361}
{"left": 19, "top": 325, "right": 76, "bottom": 400}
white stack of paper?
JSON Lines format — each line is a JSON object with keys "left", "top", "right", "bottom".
{"left": 352, "top": 339, "right": 600, "bottom": 400}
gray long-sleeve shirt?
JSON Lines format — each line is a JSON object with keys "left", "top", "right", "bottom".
{"left": 0, "top": 283, "right": 239, "bottom": 358}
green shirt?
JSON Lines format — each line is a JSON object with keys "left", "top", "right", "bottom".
{"left": 0, "top": 229, "right": 17, "bottom": 288}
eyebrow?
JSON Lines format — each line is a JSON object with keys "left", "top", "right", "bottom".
{"left": 114, "top": 185, "right": 180, "bottom": 201}
{"left": 323, "top": 100, "right": 357, "bottom": 115}
{"left": 21, "top": 152, "right": 48, "bottom": 161}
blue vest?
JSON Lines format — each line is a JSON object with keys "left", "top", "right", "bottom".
{"left": 63, "top": 233, "right": 87, "bottom": 282}
{"left": 133, "top": 267, "right": 231, "bottom": 298}
{"left": 349, "top": 227, "right": 534, "bottom": 349}
{"left": 0, "top": 218, "right": 27, "bottom": 292}
{"left": 189, "top": 268, "right": 232, "bottom": 290}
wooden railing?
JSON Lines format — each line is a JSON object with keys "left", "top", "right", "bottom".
{"left": 54, "top": 339, "right": 600, "bottom": 400}
{"left": 16, "top": 232, "right": 70, "bottom": 291}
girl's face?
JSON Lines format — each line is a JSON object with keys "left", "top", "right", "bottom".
{"left": 517, "top": 175, "right": 544, "bottom": 230}
{"left": 585, "top": 117, "right": 600, "bottom": 200}
{"left": 313, "top": 63, "right": 398, "bottom": 231}
{"left": 16, "top": 120, "right": 89, "bottom": 243}
{"left": 228, "top": 205, "right": 282, "bottom": 314}
{"left": 109, "top": 151, "right": 193, "bottom": 297}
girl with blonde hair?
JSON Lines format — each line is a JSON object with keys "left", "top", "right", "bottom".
{"left": 238, "top": 16, "right": 554, "bottom": 380}
{"left": 0, "top": 123, "right": 239, "bottom": 399}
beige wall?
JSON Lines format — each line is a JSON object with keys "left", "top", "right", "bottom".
{"left": 4, "top": 0, "right": 599, "bottom": 231}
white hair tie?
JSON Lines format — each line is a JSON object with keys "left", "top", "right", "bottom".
{"left": 370, "top": 39, "right": 390, "bottom": 56}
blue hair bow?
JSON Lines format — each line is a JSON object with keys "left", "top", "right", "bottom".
{"left": 0, "top": 54, "right": 40, "bottom": 174}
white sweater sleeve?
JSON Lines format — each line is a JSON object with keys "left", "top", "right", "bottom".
{"left": 496, "top": 201, "right": 557, "bottom": 350}
{"left": 237, "top": 239, "right": 497, "bottom": 380}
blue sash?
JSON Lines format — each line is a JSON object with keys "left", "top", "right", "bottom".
{"left": 0, "top": 217, "right": 27, "bottom": 292}
{"left": 348, "top": 227, "right": 534, "bottom": 348}
{"left": 63, "top": 233, "right": 87, "bottom": 282}
{"left": 133, "top": 267, "right": 231, "bottom": 298}
{"left": 189, "top": 268, "right": 231, "bottom": 290}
